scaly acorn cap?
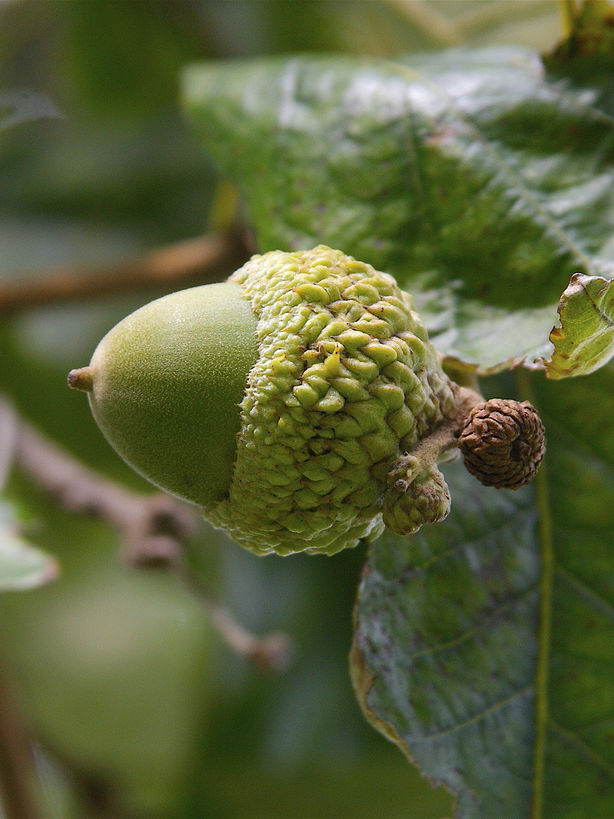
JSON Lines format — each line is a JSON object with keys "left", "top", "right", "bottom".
{"left": 206, "top": 246, "right": 457, "bottom": 555}
{"left": 69, "top": 246, "right": 459, "bottom": 556}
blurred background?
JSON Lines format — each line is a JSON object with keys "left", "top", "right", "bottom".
{"left": 0, "top": 2, "right": 564, "bottom": 817}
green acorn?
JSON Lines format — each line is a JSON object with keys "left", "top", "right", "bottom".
{"left": 68, "top": 246, "right": 544, "bottom": 556}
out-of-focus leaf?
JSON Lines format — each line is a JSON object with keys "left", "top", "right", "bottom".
{"left": 1, "top": 557, "right": 212, "bottom": 816}
{"left": 0, "top": 215, "right": 142, "bottom": 280}
{"left": 0, "top": 501, "right": 58, "bottom": 591}
{"left": 60, "top": 0, "right": 205, "bottom": 118}
{"left": 545, "top": 0, "right": 614, "bottom": 116}
{"left": 192, "top": 756, "right": 452, "bottom": 819}
{"left": 0, "top": 90, "right": 62, "bottom": 131}
{"left": 546, "top": 272, "right": 614, "bottom": 378}
{"left": 183, "top": 47, "right": 614, "bottom": 374}
{"left": 352, "top": 363, "right": 614, "bottom": 817}
{"left": 0, "top": 118, "right": 218, "bottom": 244}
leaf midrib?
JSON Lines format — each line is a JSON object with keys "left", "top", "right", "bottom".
{"left": 531, "top": 449, "right": 553, "bottom": 819}
{"left": 582, "top": 278, "right": 614, "bottom": 328}
{"left": 387, "top": 59, "right": 595, "bottom": 275}
{"left": 519, "top": 371, "right": 614, "bottom": 818}
{"left": 517, "top": 369, "right": 553, "bottom": 819}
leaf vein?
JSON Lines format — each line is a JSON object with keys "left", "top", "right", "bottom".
{"left": 398, "top": 86, "right": 438, "bottom": 255}
{"left": 555, "top": 562, "right": 614, "bottom": 625}
{"left": 410, "top": 685, "right": 534, "bottom": 742}
{"left": 518, "top": 369, "right": 553, "bottom": 819}
{"left": 405, "top": 583, "right": 539, "bottom": 663}
{"left": 395, "top": 507, "right": 536, "bottom": 578}
{"left": 390, "top": 62, "right": 594, "bottom": 272}
{"left": 581, "top": 279, "right": 614, "bottom": 328}
{"left": 549, "top": 719, "right": 614, "bottom": 779}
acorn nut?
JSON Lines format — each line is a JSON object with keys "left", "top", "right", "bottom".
{"left": 68, "top": 246, "right": 541, "bottom": 556}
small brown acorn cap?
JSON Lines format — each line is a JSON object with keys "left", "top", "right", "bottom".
{"left": 457, "top": 399, "right": 545, "bottom": 489}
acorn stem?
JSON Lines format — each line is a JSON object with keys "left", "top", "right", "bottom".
{"left": 387, "top": 387, "right": 546, "bottom": 494}
{"left": 381, "top": 386, "right": 482, "bottom": 533}
{"left": 67, "top": 367, "right": 93, "bottom": 392}
{"left": 385, "top": 386, "right": 482, "bottom": 485}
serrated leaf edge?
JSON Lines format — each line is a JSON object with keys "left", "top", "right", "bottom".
{"left": 349, "top": 620, "right": 460, "bottom": 813}
{"left": 544, "top": 273, "right": 614, "bottom": 379}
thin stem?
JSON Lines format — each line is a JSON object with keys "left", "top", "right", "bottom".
{"left": 388, "top": 385, "right": 483, "bottom": 482}
{"left": 381, "top": 386, "right": 483, "bottom": 534}
{"left": 560, "top": 0, "right": 578, "bottom": 35}
{"left": 0, "top": 231, "right": 249, "bottom": 316}
{"left": 177, "top": 564, "right": 293, "bottom": 673}
{"left": 0, "top": 650, "right": 40, "bottom": 819}
{"left": 14, "top": 418, "right": 193, "bottom": 566}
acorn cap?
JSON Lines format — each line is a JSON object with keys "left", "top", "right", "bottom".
{"left": 205, "top": 246, "right": 457, "bottom": 555}
{"left": 458, "top": 399, "right": 546, "bottom": 489}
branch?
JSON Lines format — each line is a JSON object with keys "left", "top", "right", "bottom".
{"left": 176, "top": 565, "right": 293, "bottom": 673}
{"left": 0, "top": 231, "right": 250, "bottom": 316}
{"left": 15, "top": 419, "right": 194, "bottom": 567}
{"left": 0, "top": 651, "right": 40, "bottom": 819}
{"left": 8, "top": 405, "right": 292, "bottom": 672}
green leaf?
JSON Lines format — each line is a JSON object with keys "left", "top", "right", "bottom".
{"left": 546, "top": 272, "right": 614, "bottom": 378}
{"left": 545, "top": 0, "right": 614, "bottom": 118}
{"left": 352, "top": 364, "right": 614, "bottom": 817}
{"left": 0, "top": 501, "right": 59, "bottom": 591}
{"left": 183, "top": 47, "right": 614, "bottom": 374}
{"left": 352, "top": 461, "right": 539, "bottom": 817}
{"left": 531, "top": 362, "right": 614, "bottom": 816}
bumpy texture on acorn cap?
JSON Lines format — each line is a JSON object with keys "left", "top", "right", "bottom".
{"left": 206, "top": 246, "right": 457, "bottom": 555}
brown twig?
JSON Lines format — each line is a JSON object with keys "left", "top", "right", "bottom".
{"left": 9, "top": 405, "right": 292, "bottom": 671}
{"left": 176, "top": 565, "right": 294, "bottom": 673}
{"left": 0, "top": 651, "right": 40, "bottom": 819}
{"left": 0, "top": 402, "right": 42, "bottom": 818}
{"left": 206, "top": 604, "right": 293, "bottom": 673}
{"left": 0, "top": 231, "right": 250, "bottom": 316}
{"left": 14, "top": 419, "right": 195, "bottom": 568}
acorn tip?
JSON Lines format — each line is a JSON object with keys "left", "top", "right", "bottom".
{"left": 67, "top": 367, "right": 94, "bottom": 392}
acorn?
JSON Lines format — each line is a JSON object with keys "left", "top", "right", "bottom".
{"left": 69, "top": 281, "right": 258, "bottom": 510}
{"left": 68, "top": 246, "right": 544, "bottom": 556}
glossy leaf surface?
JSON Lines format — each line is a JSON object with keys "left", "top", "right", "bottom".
{"left": 183, "top": 47, "right": 614, "bottom": 374}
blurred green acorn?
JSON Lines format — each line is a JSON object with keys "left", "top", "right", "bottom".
{"left": 69, "top": 246, "right": 544, "bottom": 556}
